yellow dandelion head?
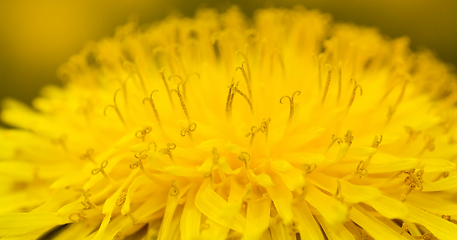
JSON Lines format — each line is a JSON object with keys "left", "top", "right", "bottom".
{"left": 2, "top": 6, "right": 457, "bottom": 240}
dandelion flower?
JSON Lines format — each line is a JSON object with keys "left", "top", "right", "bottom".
{"left": 2, "top": 7, "right": 457, "bottom": 240}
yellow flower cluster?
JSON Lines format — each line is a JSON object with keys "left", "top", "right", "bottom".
{"left": 1, "top": 6, "right": 457, "bottom": 240}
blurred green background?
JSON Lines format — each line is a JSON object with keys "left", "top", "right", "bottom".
{"left": 1, "top": 0, "right": 457, "bottom": 108}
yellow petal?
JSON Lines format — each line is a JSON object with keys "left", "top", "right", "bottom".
{"left": 265, "top": 172, "right": 293, "bottom": 225}
{"left": 0, "top": 212, "right": 66, "bottom": 236}
{"left": 269, "top": 221, "right": 294, "bottom": 240}
{"left": 180, "top": 187, "right": 201, "bottom": 240}
{"left": 405, "top": 203, "right": 457, "bottom": 240}
{"left": 195, "top": 181, "right": 245, "bottom": 233}
{"left": 316, "top": 216, "right": 355, "bottom": 240}
{"left": 292, "top": 201, "right": 324, "bottom": 240}
{"left": 242, "top": 194, "right": 271, "bottom": 240}
{"left": 420, "top": 158, "right": 455, "bottom": 172}
{"left": 350, "top": 205, "right": 409, "bottom": 240}
{"left": 422, "top": 175, "right": 457, "bottom": 191}
{"left": 367, "top": 195, "right": 408, "bottom": 219}
{"left": 305, "top": 184, "right": 348, "bottom": 226}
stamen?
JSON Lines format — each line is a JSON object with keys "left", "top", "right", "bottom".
{"left": 314, "top": 54, "right": 323, "bottom": 90}
{"left": 280, "top": 91, "right": 301, "bottom": 124}
{"left": 123, "top": 61, "right": 147, "bottom": 96}
{"left": 171, "top": 82, "right": 191, "bottom": 122}
{"left": 387, "top": 80, "right": 409, "bottom": 123}
{"left": 246, "top": 126, "right": 260, "bottom": 149}
{"left": 359, "top": 135, "right": 382, "bottom": 177}
{"left": 346, "top": 79, "right": 363, "bottom": 111}
{"left": 135, "top": 126, "right": 152, "bottom": 142}
{"left": 69, "top": 211, "right": 86, "bottom": 223}
{"left": 181, "top": 122, "right": 197, "bottom": 143}
{"left": 80, "top": 148, "right": 96, "bottom": 165}
{"left": 260, "top": 118, "right": 271, "bottom": 143}
{"left": 104, "top": 89, "right": 126, "bottom": 126}
{"left": 116, "top": 192, "right": 127, "bottom": 206}
{"left": 238, "top": 152, "right": 250, "bottom": 169}
{"left": 321, "top": 64, "right": 335, "bottom": 105}
{"left": 91, "top": 160, "right": 117, "bottom": 185}
{"left": 51, "top": 135, "right": 68, "bottom": 152}
{"left": 148, "top": 142, "right": 157, "bottom": 151}
{"left": 143, "top": 90, "right": 162, "bottom": 128}
{"left": 158, "top": 68, "right": 174, "bottom": 108}
{"left": 169, "top": 180, "right": 179, "bottom": 196}
{"left": 343, "top": 130, "right": 355, "bottom": 145}
{"left": 356, "top": 161, "right": 368, "bottom": 178}
{"left": 234, "top": 87, "right": 254, "bottom": 114}
{"left": 81, "top": 192, "right": 97, "bottom": 210}
{"left": 236, "top": 63, "right": 252, "bottom": 101}
{"left": 236, "top": 51, "right": 251, "bottom": 85}
{"left": 159, "top": 143, "right": 176, "bottom": 164}
{"left": 405, "top": 126, "right": 421, "bottom": 141}
{"left": 301, "top": 163, "right": 317, "bottom": 176}
{"left": 419, "top": 135, "right": 435, "bottom": 156}
{"left": 400, "top": 223, "right": 408, "bottom": 235}
{"left": 334, "top": 180, "right": 344, "bottom": 202}
{"left": 325, "top": 134, "right": 343, "bottom": 153}
{"left": 225, "top": 81, "right": 236, "bottom": 120}
{"left": 400, "top": 169, "right": 424, "bottom": 202}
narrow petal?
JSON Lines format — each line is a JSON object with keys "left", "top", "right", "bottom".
{"left": 305, "top": 184, "right": 348, "bottom": 226}
{"left": 292, "top": 201, "right": 324, "bottom": 240}
{"left": 405, "top": 203, "right": 457, "bottom": 239}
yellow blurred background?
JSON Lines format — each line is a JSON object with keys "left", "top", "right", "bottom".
{"left": 1, "top": 0, "right": 457, "bottom": 110}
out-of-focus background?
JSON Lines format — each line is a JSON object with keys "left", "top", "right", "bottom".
{"left": 1, "top": 0, "right": 457, "bottom": 107}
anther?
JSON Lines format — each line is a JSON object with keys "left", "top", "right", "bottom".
{"left": 334, "top": 180, "right": 344, "bottom": 202}
{"left": 356, "top": 161, "right": 368, "bottom": 178}
{"left": 91, "top": 160, "right": 116, "bottom": 185}
{"left": 181, "top": 122, "right": 197, "bottom": 142}
{"left": 143, "top": 90, "right": 162, "bottom": 128}
{"left": 135, "top": 126, "right": 152, "bottom": 142}
{"left": 301, "top": 163, "right": 317, "bottom": 176}
{"left": 325, "top": 134, "right": 342, "bottom": 153}
{"left": 420, "top": 135, "right": 435, "bottom": 156}
{"left": 321, "top": 64, "right": 335, "bottom": 105}
{"left": 104, "top": 89, "right": 126, "bottom": 126}
{"left": 158, "top": 68, "right": 174, "bottom": 108}
{"left": 80, "top": 149, "right": 96, "bottom": 164}
{"left": 260, "top": 118, "right": 271, "bottom": 143}
{"left": 159, "top": 143, "right": 176, "bottom": 164}
{"left": 401, "top": 169, "right": 424, "bottom": 202}
{"left": 226, "top": 80, "right": 237, "bottom": 120}
{"left": 346, "top": 79, "right": 362, "bottom": 111}
{"left": 343, "top": 130, "right": 354, "bottom": 145}
{"left": 69, "top": 211, "right": 86, "bottom": 223}
{"left": 51, "top": 135, "right": 68, "bottom": 152}
{"left": 280, "top": 91, "right": 301, "bottom": 125}
{"left": 116, "top": 192, "right": 127, "bottom": 206}
{"left": 169, "top": 180, "right": 179, "bottom": 196}
{"left": 171, "top": 82, "right": 191, "bottom": 122}
{"left": 246, "top": 126, "right": 260, "bottom": 149}
{"left": 238, "top": 152, "right": 250, "bottom": 169}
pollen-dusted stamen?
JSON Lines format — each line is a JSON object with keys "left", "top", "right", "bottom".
{"left": 91, "top": 160, "right": 117, "bottom": 185}
{"left": 51, "top": 135, "right": 68, "bottom": 152}
{"left": 171, "top": 82, "right": 191, "bottom": 123}
{"left": 226, "top": 80, "right": 237, "bottom": 120}
{"left": 356, "top": 161, "right": 368, "bottom": 178}
{"left": 205, "top": 147, "right": 220, "bottom": 188}
{"left": 116, "top": 192, "right": 127, "bottom": 206}
{"left": 420, "top": 135, "right": 435, "bottom": 156}
{"left": 158, "top": 68, "right": 174, "bottom": 108}
{"left": 143, "top": 90, "right": 162, "bottom": 128}
{"left": 280, "top": 91, "right": 301, "bottom": 124}
{"left": 343, "top": 130, "right": 355, "bottom": 145}
{"left": 301, "top": 163, "right": 317, "bottom": 176}
{"left": 238, "top": 152, "right": 250, "bottom": 169}
{"left": 181, "top": 122, "right": 197, "bottom": 142}
{"left": 80, "top": 148, "right": 96, "bottom": 165}
{"left": 169, "top": 180, "right": 179, "bottom": 196}
{"left": 104, "top": 89, "right": 126, "bottom": 126}
{"left": 246, "top": 126, "right": 260, "bottom": 149}
{"left": 123, "top": 61, "right": 147, "bottom": 96}
{"left": 387, "top": 80, "right": 409, "bottom": 123}
{"left": 401, "top": 169, "right": 424, "bottom": 202}
{"left": 405, "top": 126, "right": 421, "bottom": 141}
{"left": 135, "top": 126, "right": 152, "bottom": 142}
{"left": 159, "top": 143, "right": 176, "bottom": 164}
{"left": 334, "top": 180, "right": 344, "bottom": 202}
{"left": 260, "top": 118, "right": 271, "bottom": 143}
{"left": 321, "top": 64, "right": 335, "bottom": 105}
{"left": 81, "top": 192, "right": 97, "bottom": 210}
{"left": 233, "top": 87, "right": 254, "bottom": 114}
{"left": 169, "top": 73, "right": 200, "bottom": 101}
{"left": 236, "top": 62, "right": 252, "bottom": 101}
{"left": 325, "top": 134, "right": 343, "bottom": 153}
{"left": 69, "top": 211, "right": 87, "bottom": 223}
{"left": 346, "top": 79, "right": 363, "bottom": 111}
